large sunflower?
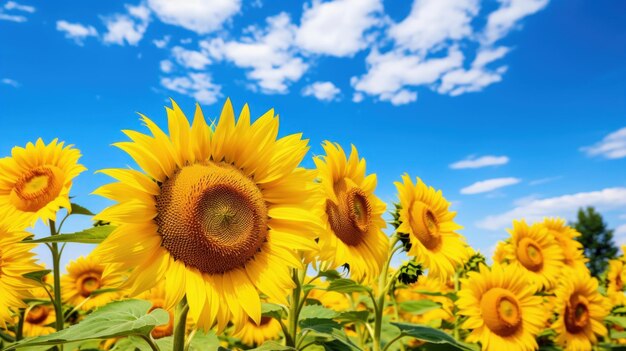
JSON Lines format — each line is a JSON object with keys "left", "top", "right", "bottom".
{"left": 501, "top": 220, "right": 563, "bottom": 290}
{"left": 61, "top": 255, "right": 124, "bottom": 311}
{"left": 606, "top": 259, "right": 626, "bottom": 306}
{"left": 93, "top": 99, "right": 321, "bottom": 331}
{"left": 0, "top": 138, "right": 85, "bottom": 226}
{"left": 0, "top": 218, "right": 43, "bottom": 328}
{"left": 551, "top": 270, "right": 609, "bottom": 351}
{"left": 540, "top": 218, "right": 587, "bottom": 272}
{"left": 456, "top": 264, "right": 545, "bottom": 351}
{"left": 394, "top": 174, "right": 469, "bottom": 280}
{"left": 232, "top": 315, "right": 282, "bottom": 346}
{"left": 313, "top": 142, "right": 388, "bottom": 282}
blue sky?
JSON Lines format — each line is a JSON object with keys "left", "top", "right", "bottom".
{"left": 1, "top": 0, "right": 625, "bottom": 269}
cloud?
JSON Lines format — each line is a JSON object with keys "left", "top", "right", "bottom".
{"left": 4, "top": 1, "right": 35, "bottom": 13}
{"left": 56, "top": 20, "right": 98, "bottom": 45}
{"left": 0, "top": 12, "right": 26, "bottom": 22}
{"left": 302, "top": 81, "right": 341, "bottom": 101}
{"left": 160, "top": 60, "right": 173, "bottom": 73}
{"left": 295, "top": 0, "right": 382, "bottom": 57}
{"left": 103, "top": 4, "right": 150, "bottom": 46}
{"left": 450, "top": 155, "right": 509, "bottom": 169}
{"left": 351, "top": 46, "right": 463, "bottom": 105}
{"left": 482, "top": 0, "right": 549, "bottom": 44}
{"left": 153, "top": 35, "right": 170, "bottom": 48}
{"left": 477, "top": 187, "right": 626, "bottom": 230}
{"left": 352, "top": 92, "right": 364, "bottom": 103}
{"left": 204, "top": 12, "right": 307, "bottom": 93}
{"left": 388, "top": 0, "right": 478, "bottom": 52}
{"left": 460, "top": 177, "right": 521, "bottom": 195}
{"left": 581, "top": 127, "right": 626, "bottom": 159}
{"left": 615, "top": 224, "right": 626, "bottom": 247}
{"left": 160, "top": 72, "right": 222, "bottom": 105}
{"left": 147, "top": 0, "right": 240, "bottom": 34}
{"left": 529, "top": 176, "right": 562, "bottom": 186}
{"left": 171, "top": 46, "right": 211, "bottom": 70}
{"left": 438, "top": 46, "right": 510, "bottom": 96}
{"left": 2, "top": 78, "right": 20, "bottom": 87}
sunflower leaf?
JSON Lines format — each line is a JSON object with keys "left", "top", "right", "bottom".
{"left": 70, "top": 203, "right": 95, "bottom": 216}
{"left": 397, "top": 300, "right": 441, "bottom": 315}
{"left": 606, "top": 316, "right": 626, "bottom": 328}
{"left": 22, "top": 270, "right": 51, "bottom": 284}
{"left": 327, "top": 279, "right": 369, "bottom": 294}
{"left": 299, "top": 305, "right": 338, "bottom": 320}
{"left": 5, "top": 299, "right": 169, "bottom": 350}
{"left": 261, "top": 302, "right": 286, "bottom": 320}
{"left": 336, "top": 310, "right": 369, "bottom": 323}
{"left": 249, "top": 341, "right": 295, "bottom": 350}
{"left": 300, "top": 318, "right": 342, "bottom": 334}
{"left": 28, "top": 226, "right": 115, "bottom": 244}
{"left": 390, "top": 322, "right": 474, "bottom": 351}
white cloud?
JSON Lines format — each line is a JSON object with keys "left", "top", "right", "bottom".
{"left": 204, "top": 12, "right": 307, "bottom": 93}
{"left": 103, "top": 4, "right": 151, "bottom": 46}
{"left": 581, "top": 127, "right": 626, "bottom": 159}
{"left": 477, "top": 187, "right": 626, "bottom": 230}
{"left": 529, "top": 176, "right": 562, "bottom": 186}
{"left": 296, "top": 0, "right": 382, "bottom": 57}
{"left": 160, "top": 60, "right": 173, "bottom": 73}
{"left": 389, "top": 0, "right": 478, "bottom": 52}
{"left": 147, "top": 0, "right": 240, "bottom": 34}
{"left": 351, "top": 46, "right": 463, "bottom": 105}
{"left": 302, "top": 81, "right": 341, "bottom": 101}
{"left": 5, "top": 1, "right": 35, "bottom": 13}
{"left": 438, "top": 46, "right": 509, "bottom": 96}
{"left": 56, "top": 20, "right": 98, "bottom": 45}
{"left": 352, "top": 92, "right": 364, "bottom": 103}
{"left": 616, "top": 224, "right": 626, "bottom": 247}
{"left": 450, "top": 155, "right": 509, "bottom": 169}
{"left": 160, "top": 72, "right": 222, "bottom": 105}
{"left": 153, "top": 35, "right": 170, "bottom": 48}
{"left": 2, "top": 78, "right": 20, "bottom": 87}
{"left": 171, "top": 46, "right": 211, "bottom": 70}
{"left": 482, "top": 0, "right": 549, "bottom": 44}
{"left": 0, "top": 12, "right": 26, "bottom": 22}
{"left": 461, "top": 177, "right": 520, "bottom": 195}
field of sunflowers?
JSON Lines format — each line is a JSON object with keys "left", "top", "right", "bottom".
{"left": 1, "top": 99, "right": 625, "bottom": 351}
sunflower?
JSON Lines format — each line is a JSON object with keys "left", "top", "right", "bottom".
{"left": 0, "top": 138, "right": 85, "bottom": 226}
{"left": 492, "top": 241, "right": 508, "bottom": 264}
{"left": 22, "top": 287, "right": 56, "bottom": 337}
{"left": 500, "top": 220, "right": 564, "bottom": 290}
{"left": 0, "top": 217, "right": 43, "bottom": 328}
{"left": 93, "top": 99, "right": 321, "bottom": 331}
{"left": 308, "top": 280, "right": 351, "bottom": 312}
{"left": 138, "top": 281, "right": 174, "bottom": 339}
{"left": 314, "top": 142, "right": 388, "bottom": 282}
{"left": 607, "top": 259, "right": 626, "bottom": 306}
{"left": 61, "top": 255, "right": 124, "bottom": 311}
{"left": 540, "top": 218, "right": 587, "bottom": 272}
{"left": 394, "top": 174, "right": 469, "bottom": 280}
{"left": 551, "top": 270, "right": 609, "bottom": 351}
{"left": 456, "top": 264, "right": 545, "bottom": 351}
{"left": 395, "top": 276, "right": 454, "bottom": 327}
{"left": 232, "top": 315, "right": 282, "bottom": 346}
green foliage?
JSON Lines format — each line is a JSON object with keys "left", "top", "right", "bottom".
{"left": 573, "top": 206, "right": 618, "bottom": 277}
{"left": 5, "top": 299, "right": 169, "bottom": 350}
{"left": 22, "top": 269, "right": 51, "bottom": 284}
{"left": 390, "top": 323, "right": 474, "bottom": 351}
{"left": 397, "top": 300, "right": 441, "bottom": 315}
{"left": 327, "top": 279, "right": 370, "bottom": 294}
{"left": 70, "top": 203, "right": 95, "bottom": 216}
{"left": 397, "top": 261, "right": 423, "bottom": 285}
{"left": 28, "top": 225, "right": 115, "bottom": 244}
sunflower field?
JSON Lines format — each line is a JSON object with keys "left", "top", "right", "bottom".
{"left": 1, "top": 99, "right": 626, "bottom": 351}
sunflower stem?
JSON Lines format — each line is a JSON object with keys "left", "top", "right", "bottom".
{"left": 139, "top": 334, "right": 161, "bottom": 351}
{"left": 287, "top": 268, "right": 303, "bottom": 348}
{"left": 173, "top": 297, "right": 189, "bottom": 351}
{"left": 48, "top": 219, "right": 64, "bottom": 351}
{"left": 15, "top": 309, "right": 25, "bottom": 341}
{"left": 373, "top": 235, "right": 401, "bottom": 351}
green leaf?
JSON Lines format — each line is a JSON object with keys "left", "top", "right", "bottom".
{"left": 391, "top": 322, "right": 473, "bottom": 351}
{"left": 327, "top": 279, "right": 369, "bottom": 294}
{"left": 249, "top": 341, "right": 295, "bottom": 351}
{"left": 70, "top": 203, "right": 95, "bottom": 216}
{"left": 614, "top": 306, "right": 626, "bottom": 314}
{"left": 23, "top": 270, "right": 51, "bottom": 284}
{"left": 6, "top": 299, "right": 169, "bottom": 350}
{"left": 261, "top": 302, "right": 285, "bottom": 320}
{"left": 606, "top": 316, "right": 626, "bottom": 328}
{"left": 300, "top": 318, "right": 342, "bottom": 334}
{"left": 188, "top": 330, "right": 220, "bottom": 351}
{"left": 299, "top": 305, "right": 338, "bottom": 320}
{"left": 397, "top": 300, "right": 441, "bottom": 315}
{"left": 318, "top": 270, "right": 343, "bottom": 280}
{"left": 28, "top": 226, "right": 115, "bottom": 244}
{"left": 336, "top": 311, "right": 369, "bottom": 323}
{"left": 412, "top": 290, "right": 457, "bottom": 301}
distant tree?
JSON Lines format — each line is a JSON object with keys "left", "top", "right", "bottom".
{"left": 572, "top": 206, "right": 618, "bottom": 277}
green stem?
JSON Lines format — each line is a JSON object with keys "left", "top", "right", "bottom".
{"left": 139, "top": 334, "right": 161, "bottom": 351}
{"left": 287, "top": 269, "right": 303, "bottom": 348}
{"left": 15, "top": 309, "right": 25, "bottom": 341}
{"left": 299, "top": 341, "right": 317, "bottom": 351}
{"left": 48, "top": 219, "right": 64, "bottom": 351}
{"left": 173, "top": 297, "right": 189, "bottom": 351}
{"left": 278, "top": 318, "right": 294, "bottom": 347}
{"left": 373, "top": 235, "right": 401, "bottom": 351}
{"left": 382, "top": 334, "right": 404, "bottom": 351}
{"left": 453, "top": 270, "right": 460, "bottom": 341}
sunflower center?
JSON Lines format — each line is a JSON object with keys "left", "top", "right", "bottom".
{"left": 326, "top": 182, "right": 372, "bottom": 247}
{"left": 480, "top": 287, "right": 522, "bottom": 336}
{"left": 156, "top": 162, "right": 268, "bottom": 275}
{"left": 149, "top": 299, "right": 174, "bottom": 339}
{"left": 516, "top": 237, "right": 543, "bottom": 272}
{"left": 409, "top": 202, "right": 442, "bottom": 250}
{"left": 26, "top": 305, "right": 50, "bottom": 325}
{"left": 77, "top": 272, "right": 102, "bottom": 297}
{"left": 10, "top": 166, "right": 65, "bottom": 212}
{"left": 565, "top": 294, "right": 590, "bottom": 333}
